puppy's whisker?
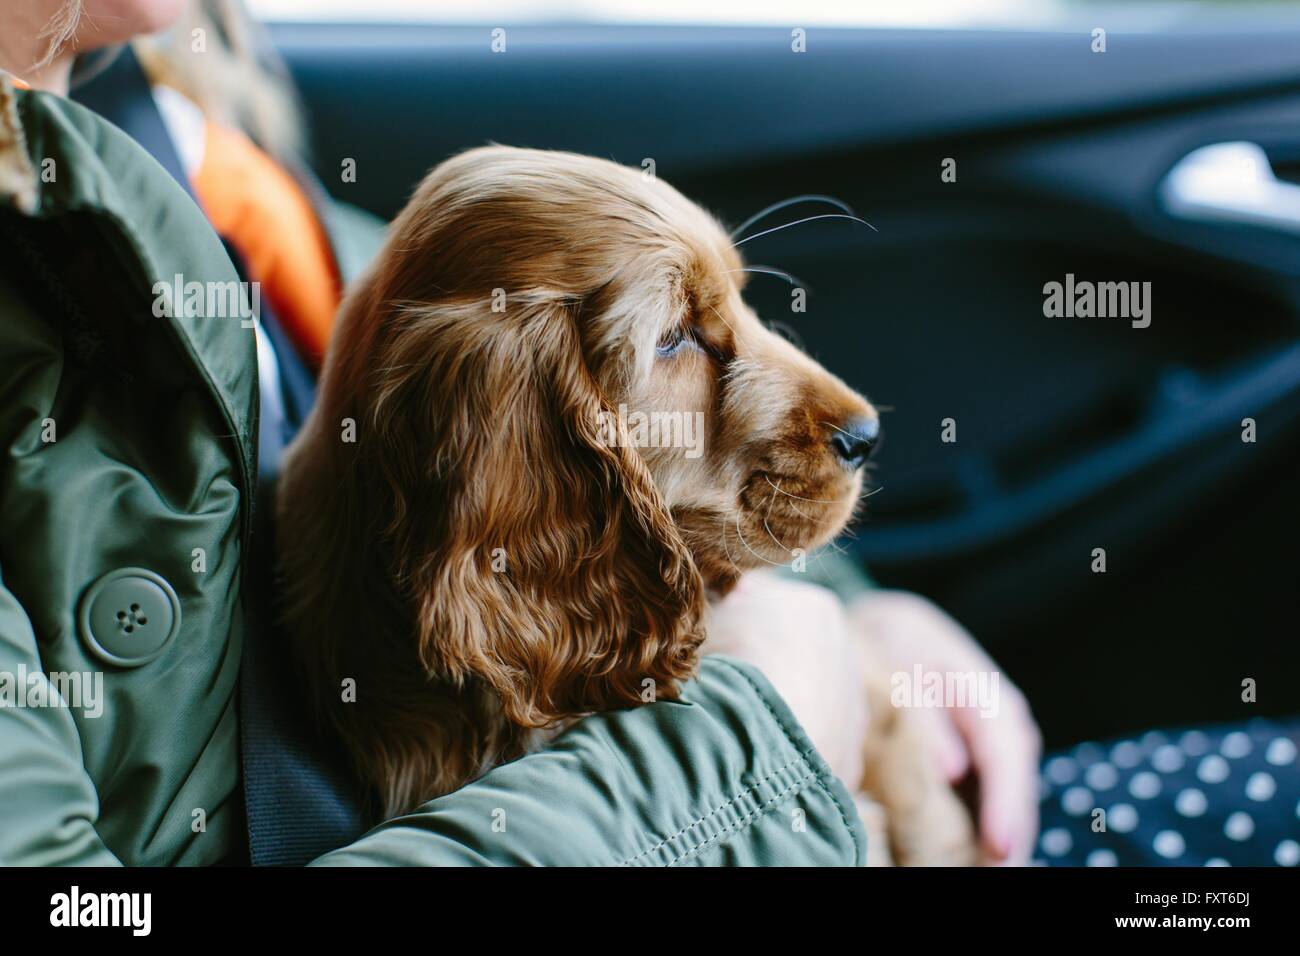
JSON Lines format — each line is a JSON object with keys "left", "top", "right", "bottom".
{"left": 772, "top": 479, "right": 815, "bottom": 523}
{"left": 813, "top": 543, "right": 847, "bottom": 568}
{"left": 763, "top": 473, "right": 838, "bottom": 505}
{"left": 813, "top": 548, "right": 834, "bottom": 569}
{"left": 820, "top": 420, "right": 860, "bottom": 440}
{"left": 724, "top": 266, "right": 810, "bottom": 290}
{"left": 763, "top": 517, "right": 791, "bottom": 553}
{"left": 715, "top": 512, "right": 742, "bottom": 576}
{"left": 733, "top": 513, "right": 787, "bottom": 567}
{"left": 729, "top": 194, "right": 857, "bottom": 240}
{"left": 732, "top": 213, "right": 878, "bottom": 248}
{"left": 825, "top": 535, "right": 853, "bottom": 554}
{"left": 706, "top": 304, "right": 740, "bottom": 340}
{"left": 761, "top": 487, "right": 791, "bottom": 553}
{"left": 788, "top": 499, "right": 815, "bottom": 522}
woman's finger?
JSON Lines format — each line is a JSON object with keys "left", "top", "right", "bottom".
{"left": 914, "top": 705, "right": 971, "bottom": 782}
{"left": 957, "top": 700, "right": 1041, "bottom": 863}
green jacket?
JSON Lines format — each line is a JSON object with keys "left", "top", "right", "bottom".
{"left": 0, "top": 80, "right": 866, "bottom": 866}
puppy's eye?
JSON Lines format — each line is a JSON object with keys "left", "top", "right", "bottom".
{"left": 656, "top": 327, "right": 690, "bottom": 357}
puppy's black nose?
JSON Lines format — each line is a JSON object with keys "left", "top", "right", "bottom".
{"left": 829, "top": 417, "right": 880, "bottom": 468}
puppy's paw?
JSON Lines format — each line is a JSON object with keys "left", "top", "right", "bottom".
{"left": 886, "top": 771, "right": 982, "bottom": 867}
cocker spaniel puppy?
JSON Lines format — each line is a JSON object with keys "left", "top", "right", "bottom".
{"left": 277, "top": 146, "right": 976, "bottom": 863}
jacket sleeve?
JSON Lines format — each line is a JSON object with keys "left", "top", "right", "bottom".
{"left": 0, "top": 579, "right": 121, "bottom": 866}
{"left": 310, "top": 657, "right": 866, "bottom": 866}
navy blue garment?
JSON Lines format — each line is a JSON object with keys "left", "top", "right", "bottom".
{"left": 1037, "top": 718, "right": 1300, "bottom": 866}
{"left": 70, "top": 47, "right": 318, "bottom": 438}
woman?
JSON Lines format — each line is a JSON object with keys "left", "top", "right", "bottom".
{"left": 0, "top": 0, "right": 1053, "bottom": 866}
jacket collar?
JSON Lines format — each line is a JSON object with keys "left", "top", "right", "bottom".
{"left": 0, "top": 75, "right": 257, "bottom": 527}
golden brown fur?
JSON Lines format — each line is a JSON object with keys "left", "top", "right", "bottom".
{"left": 278, "top": 146, "right": 899, "bottom": 821}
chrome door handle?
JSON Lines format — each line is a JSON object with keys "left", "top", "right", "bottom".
{"left": 1160, "top": 141, "right": 1300, "bottom": 236}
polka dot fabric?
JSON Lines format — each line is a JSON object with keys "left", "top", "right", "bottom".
{"left": 1036, "top": 719, "right": 1300, "bottom": 866}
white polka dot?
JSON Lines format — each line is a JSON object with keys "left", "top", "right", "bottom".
{"left": 1085, "top": 762, "right": 1119, "bottom": 791}
{"left": 1074, "top": 742, "right": 1104, "bottom": 766}
{"left": 1245, "top": 771, "right": 1276, "bottom": 802}
{"left": 1109, "top": 803, "right": 1139, "bottom": 833}
{"left": 1086, "top": 849, "right": 1118, "bottom": 867}
{"left": 1175, "top": 788, "right": 1208, "bottom": 818}
{"left": 1197, "top": 755, "right": 1231, "bottom": 785}
{"left": 1220, "top": 731, "right": 1252, "bottom": 759}
{"left": 1151, "top": 745, "right": 1185, "bottom": 774}
{"left": 1154, "top": 830, "right": 1185, "bottom": 860}
{"left": 1265, "top": 737, "right": 1297, "bottom": 767}
{"left": 1205, "top": 857, "right": 1231, "bottom": 867}
{"left": 1045, "top": 756, "right": 1078, "bottom": 785}
{"left": 1180, "top": 730, "right": 1211, "bottom": 756}
{"left": 1041, "top": 828, "right": 1072, "bottom": 857}
{"left": 1129, "top": 771, "right": 1162, "bottom": 800}
{"left": 1111, "top": 741, "right": 1143, "bottom": 769}
{"left": 1225, "top": 811, "right": 1255, "bottom": 842}
{"left": 1141, "top": 731, "right": 1169, "bottom": 751}
{"left": 1275, "top": 840, "right": 1300, "bottom": 867}
{"left": 1062, "top": 786, "right": 1094, "bottom": 817}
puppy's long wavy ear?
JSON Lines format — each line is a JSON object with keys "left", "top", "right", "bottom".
{"left": 370, "top": 293, "right": 707, "bottom": 727}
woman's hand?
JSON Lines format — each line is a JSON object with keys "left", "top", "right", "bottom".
{"left": 848, "top": 590, "right": 1042, "bottom": 865}
{"left": 703, "top": 571, "right": 868, "bottom": 789}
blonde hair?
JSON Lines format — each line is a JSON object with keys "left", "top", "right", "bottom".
{"left": 135, "top": 0, "right": 305, "bottom": 162}
{"left": 36, "top": 1, "right": 84, "bottom": 70}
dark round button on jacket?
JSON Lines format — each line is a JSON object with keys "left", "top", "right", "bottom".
{"left": 78, "top": 568, "right": 181, "bottom": 668}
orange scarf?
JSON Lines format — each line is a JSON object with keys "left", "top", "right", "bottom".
{"left": 192, "top": 119, "right": 341, "bottom": 363}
